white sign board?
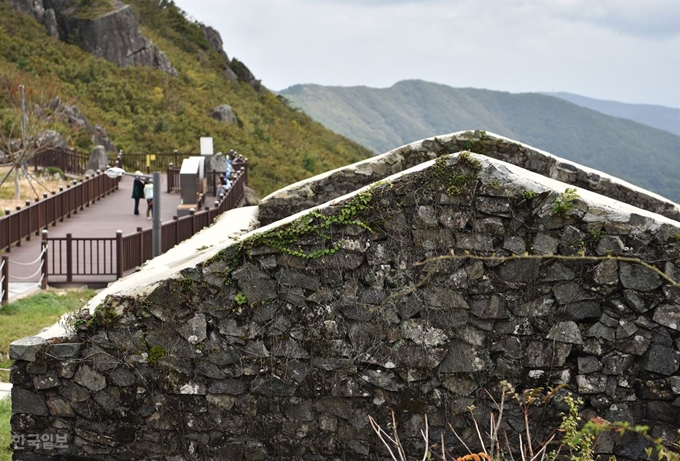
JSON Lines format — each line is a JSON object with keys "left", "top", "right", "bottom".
{"left": 200, "top": 137, "right": 213, "bottom": 156}
{"left": 189, "top": 156, "right": 205, "bottom": 179}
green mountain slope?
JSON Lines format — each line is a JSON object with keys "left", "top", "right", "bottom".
{"left": 544, "top": 92, "right": 680, "bottom": 137}
{"left": 281, "top": 80, "right": 680, "bottom": 203}
{"left": 0, "top": 0, "right": 372, "bottom": 195}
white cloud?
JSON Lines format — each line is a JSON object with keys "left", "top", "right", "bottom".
{"left": 173, "top": 0, "right": 680, "bottom": 108}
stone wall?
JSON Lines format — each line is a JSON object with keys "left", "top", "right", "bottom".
{"left": 258, "top": 131, "right": 680, "bottom": 226}
{"left": 10, "top": 152, "right": 680, "bottom": 460}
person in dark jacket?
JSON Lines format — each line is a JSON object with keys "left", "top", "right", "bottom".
{"left": 131, "top": 172, "right": 145, "bottom": 215}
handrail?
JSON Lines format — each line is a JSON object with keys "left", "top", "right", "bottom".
{"left": 30, "top": 147, "right": 91, "bottom": 176}
{"left": 0, "top": 171, "right": 119, "bottom": 253}
{"left": 44, "top": 168, "right": 247, "bottom": 282}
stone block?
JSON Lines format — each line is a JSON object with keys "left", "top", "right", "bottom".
{"left": 576, "top": 374, "right": 608, "bottom": 394}
{"left": 12, "top": 387, "right": 49, "bottom": 415}
{"left": 46, "top": 342, "right": 82, "bottom": 359}
{"left": 652, "top": 304, "right": 680, "bottom": 331}
{"left": 547, "top": 321, "right": 583, "bottom": 344}
{"left": 9, "top": 336, "right": 46, "bottom": 362}
{"left": 643, "top": 344, "right": 680, "bottom": 376}
{"left": 439, "top": 341, "right": 487, "bottom": 373}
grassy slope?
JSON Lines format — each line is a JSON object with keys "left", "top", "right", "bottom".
{"left": 281, "top": 80, "right": 680, "bottom": 203}
{"left": 0, "top": 290, "right": 97, "bottom": 379}
{"left": 0, "top": 289, "right": 96, "bottom": 461}
{"left": 0, "top": 0, "right": 372, "bottom": 196}
{"left": 0, "top": 397, "right": 8, "bottom": 461}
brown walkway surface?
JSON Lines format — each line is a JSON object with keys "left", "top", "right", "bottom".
{"left": 3, "top": 175, "right": 183, "bottom": 291}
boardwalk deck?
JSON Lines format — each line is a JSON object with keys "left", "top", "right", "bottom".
{"left": 2, "top": 175, "right": 184, "bottom": 294}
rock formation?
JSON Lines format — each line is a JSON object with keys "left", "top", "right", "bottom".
{"left": 10, "top": 133, "right": 680, "bottom": 460}
{"left": 85, "top": 145, "right": 108, "bottom": 174}
{"left": 9, "top": 0, "right": 178, "bottom": 76}
{"left": 211, "top": 104, "right": 237, "bottom": 124}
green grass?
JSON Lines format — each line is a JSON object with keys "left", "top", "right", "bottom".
{"left": 0, "top": 289, "right": 96, "bottom": 382}
{"left": 0, "top": 289, "right": 95, "bottom": 461}
{"left": 0, "top": 396, "right": 9, "bottom": 461}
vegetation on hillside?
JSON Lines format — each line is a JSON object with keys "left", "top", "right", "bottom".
{"left": 0, "top": 0, "right": 372, "bottom": 195}
{"left": 546, "top": 92, "right": 680, "bottom": 137}
{"left": 281, "top": 80, "right": 680, "bottom": 203}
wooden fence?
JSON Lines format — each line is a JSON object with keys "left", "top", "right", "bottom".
{"left": 30, "top": 148, "right": 91, "bottom": 176}
{"left": 1, "top": 172, "right": 120, "bottom": 253}
{"left": 166, "top": 154, "right": 247, "bottom": 196}
{"left": 31, "top": 148, "right": 247, "bottom": 180}
{"left": 42, "top": 169, "right": 246, "bottom": 283}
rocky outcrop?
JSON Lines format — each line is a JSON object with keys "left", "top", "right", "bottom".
{"left": 36, "top": 129, "right": 68, "bottom": 149}
{"left": 211, "top": 104, "right": 237, "bottom": 124}
{"left": 10, "top": 144, "right": 680, "bottom": 459}
{"left": 43, "top": 97, "right": 117, "bottom": 151}
{"left": 202, "top": 24, "right": 228, "bottom": 61}
{"left": 55, "top": 3, "right": 177, "bottom": 76}
{"left": 230, "top": 57, "right": 263, "bottom": 93}
{"left": 91, "top": 125, "right": 116, "bottom": 152}
{"left": 85, "top": 145, "right": 108, "bottom": 174}
{"left": 9, "top": 0, "right": 178, "bottom": 76}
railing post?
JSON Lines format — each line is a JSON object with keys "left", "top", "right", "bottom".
{"left": 25, "top": 200, "right": 31, "bottom": 241}
{"left": 137, "top": 227, "right": 144, "bottom": 266}
{"left": 167, "top": 163, "right": 173, "bottom": 193}
{"left": 116, "top": 230, "right": 123, "bottom": 280}
{"left": 79, "top": 179, "right": 85, "bottom": 211}
{"left": 2, "top": 255, "right": 8, "bottom": 304}
{"left": 66, "top": 233, "right": 73, "bottom": 283}
{"left": 15, "top": 206, "right": 21, "bottom": 247}
{"left": 59, "top": 186, "right": 65, "bottom": 222}
{"left": 173, "top": 216, "right": 179, "bottom": 247}
{"left": 152, "top": 171, "right": 161, "bottom": 258}
{"left": 4, "top": 209, "right": 10, "bottom": 253}
{"left": 41, "top": 230, "right": 48, "bottom": 290}
{"left": 190, "top": 208, "right": 196, "bottom": 237}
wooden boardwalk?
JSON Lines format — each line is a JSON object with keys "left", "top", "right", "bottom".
{"left": 3, "top": 175, "right": 183, "bottom": 294}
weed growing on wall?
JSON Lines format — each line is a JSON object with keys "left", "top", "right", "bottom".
{"left": 431, "top": 151, "right": 483, "bottom": 196}
{"left": 238, "top": 188, "right": 374, "bottom": 260}
{"left": 369, "top": 383, "right": 680, "bottom": 461}
{"left": 551, "top": 187, "right": 580, "bottom": 216}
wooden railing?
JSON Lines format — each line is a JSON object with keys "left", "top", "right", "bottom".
{"left": 120, "top": 151, "right": 248, "bottom": 177}
{"left": 42, "top": 170, "right": 246, "bottom": 283}
{"left": 30, "top": 148, "right": 92, "bottom": 176}
{"left": 1, "top": 171, "right": 120, "bottom": 253}
{"left": 166, "top": 154, "right": 248, "bottom": 195}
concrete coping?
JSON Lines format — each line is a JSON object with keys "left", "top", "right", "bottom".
{"left": 27, "top": 151, "right": 680, "bottom": 343}
{"left": 260, "top": 130, "right": 680, "bottom": 217}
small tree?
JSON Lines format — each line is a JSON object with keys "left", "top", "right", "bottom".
{"left": 0, "top": 76, "right": 67, "bottom": 200}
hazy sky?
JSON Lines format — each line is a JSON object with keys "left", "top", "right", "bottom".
{"left": 173, "top": 0, "right": 680, "bottom": 108}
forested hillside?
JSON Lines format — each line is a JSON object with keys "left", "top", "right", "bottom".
{"left": 281, "top": 80, "right": 680, "bottom": 202}
{"left": 545, "top": 92, "right": 680, "bottom": 136}
{"left": 0, "top": 0, "right": 372, "bottom": 195}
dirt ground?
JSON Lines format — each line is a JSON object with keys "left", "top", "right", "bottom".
{"left": 0, "top": 165, "right": 73, "bottom": 215}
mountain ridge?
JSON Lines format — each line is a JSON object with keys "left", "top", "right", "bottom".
{"left": 280, "top": 79, "right": 680, "bottom": 202}
{"left": 544, "top": 91, "right": 680, "bottom": 136}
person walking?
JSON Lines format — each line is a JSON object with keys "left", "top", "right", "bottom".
{"left": 131, "top": 172, "right": 145, "bottom": 215}
{"left": 144, "top": 179, "right": 154, "bottom": 220}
